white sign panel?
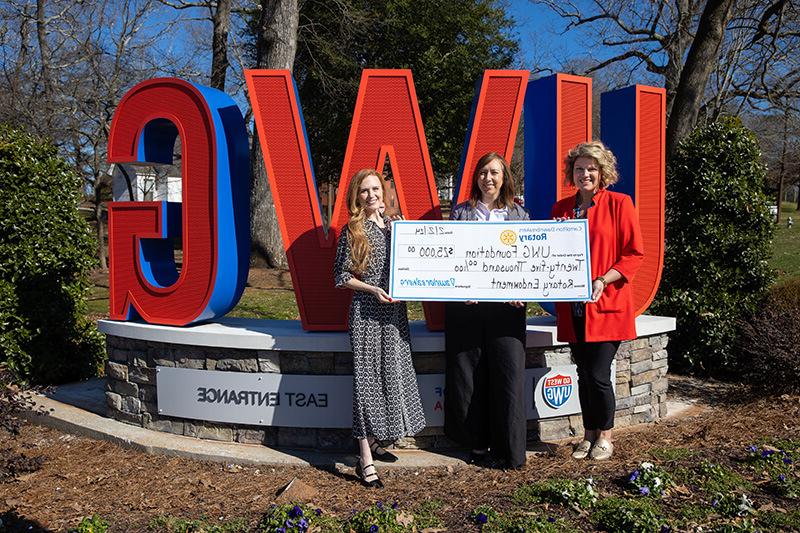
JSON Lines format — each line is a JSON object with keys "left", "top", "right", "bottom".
{"left": 389, "top": 220, "right": 592, "bottom": 302}
{"left": 156, "top": 367, "right": 352, "bottom": 427}
{"left": 156, "top": 364, "right": 613, "bottom": 427}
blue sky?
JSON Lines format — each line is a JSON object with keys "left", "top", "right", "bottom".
{"left": 506, "top": 1, "right": 665, "bottom": 88}
{"left": 507, "top": 0, "right": 585, "bottom": 70}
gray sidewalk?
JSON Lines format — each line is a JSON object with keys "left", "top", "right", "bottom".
{"left": 25, "top": 378, "right": 699, "bottom": 468}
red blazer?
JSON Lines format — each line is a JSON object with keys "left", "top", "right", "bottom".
{"left": 550, "top": 189, "right": 645, "bottom": 342}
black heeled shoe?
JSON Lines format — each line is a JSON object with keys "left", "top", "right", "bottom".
{"left": 468, "top": 449, "right": 491, "bottom": 466}
{"left": 355, "top": 459, "right": 384, "bottom": 488}
{"left": 370, "top": 440, "right": 399, "bottom": 463}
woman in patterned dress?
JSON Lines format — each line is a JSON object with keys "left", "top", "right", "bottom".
{"left": 334, "top": 168, "right": 426, "bottom": 488}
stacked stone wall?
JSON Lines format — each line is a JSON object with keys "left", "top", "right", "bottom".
{"left": 105, "top": 333, "right": 668, "bottom": 450}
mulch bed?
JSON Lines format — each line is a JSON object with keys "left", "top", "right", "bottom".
{"left": 1, "top": 377, "right": 798, "bottom": 532}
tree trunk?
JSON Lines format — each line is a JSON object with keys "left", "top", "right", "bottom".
{"left": 665, "top": 0, "right": 735, "bottom": 159}
{"left": 776, "top": 108, "right": 788, "bottom": 224}
{"left": 663, "top": 0, "right": 693, "bottom": 119}
{"left": 210, "top": 0, "right": 232, "bottom": 90}
{"left": 36, "top": 0, "right": 53, "bottom": 98}
{"left": 249, "top": 0, "right": 298, "bottom": 268}
{"left": 94, "top": 179, "right": 107, "bottom": 270}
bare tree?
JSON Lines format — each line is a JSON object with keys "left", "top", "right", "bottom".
{"left": 666, "top": 0, "right": 735, "bottom": 158}
{"left": 0, "top": 0, "right": 195, "bottom": 268}
{"left": 156, "top": 0, "right": 239, "bottom": 90}
{"left": 249, "top": 0, "right": 298, "bottom": 268}
{"left": 534, "top": 0, "right": 800, "bottom": 156}
{"left": 744, "top": 102, "right": 800, "bottom": 218}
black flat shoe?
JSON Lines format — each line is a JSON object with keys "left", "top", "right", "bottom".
{"left": 355, "top": 459, "right": 384, "bottom": 488}
{"left": 370, "top": 440, "right": 399, "bottom": 463}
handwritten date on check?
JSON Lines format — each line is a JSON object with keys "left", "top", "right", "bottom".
{"left": 389, "top": 220, "right": 592, "bottom": 302}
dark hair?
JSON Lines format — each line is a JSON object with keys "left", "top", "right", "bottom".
{"left": 469, "top": 152, "right": 516, "bottom": 209}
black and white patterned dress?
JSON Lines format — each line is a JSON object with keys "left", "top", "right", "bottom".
{"left": 334, "top": 219, "right": 426, "bottom": 440}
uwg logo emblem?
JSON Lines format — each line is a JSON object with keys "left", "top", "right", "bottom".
{"left": 542, "top": 374, "right": 573, "bottom": 409}
{"left": 107, "top": 70, "right": 665, "bottom": 330}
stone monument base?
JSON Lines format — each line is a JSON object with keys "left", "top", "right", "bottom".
{"left": 99, "top": 316, "right": 674, "bottom": 451}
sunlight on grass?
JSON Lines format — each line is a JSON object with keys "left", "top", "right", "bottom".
{"left": 771, "top": 202, "right": 800, "bottom": 282}
{"left": 228, "top": 288, "right": 299, "bottom": 320}
{"left": 84, "top": 284, "right": 575, "bottom": 322}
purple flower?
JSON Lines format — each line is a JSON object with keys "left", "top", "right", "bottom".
{"left": 275, "top": 528, "right": 285, "bottom": 533}
{"left": 284, "top": 519, "right": 294, "bottom": 528}
{"left": 779, "top": 474, "right": 787, "bottom": 482}
{"left": 376, "top": 501, "right": 384, "bottom": 510}
{"left": 475, "top": 512, "right": 488, "bottom": 524}
{"left": 639, "top": 486, "right": 651, "bottom": 496}
{"left": 290, "top": 505, "right": 303, "bottom": 518}
{"left": 784, "top": 458, "right": 793, "bottom": 465}
{"left": 746, "top": 445, "right": 758, "bottom": 453}
{"left": 547, "top": 517, "right": 556, "bottom": 523}
{"left": 369, "top": 525, "right": 378, "bottom": 533}
{"left": 392, "top": 501, "right": 399, "bottom": 510}
{"left": 629, "top": 470, "right": 640, "bottom": 482}
{"left": 298, "top": 518, "right": 308, "bottom": 529}
{"left": 315, "top": 508, "right": 322, "bottom": 516}
{"left": 712, "top": 499, "right": 719, "bottom": 508}
{"left": 762, "top": 450, "right": 775, "bottom": 458}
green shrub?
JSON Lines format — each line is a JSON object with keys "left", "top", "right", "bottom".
{"left": 0, "top": 125, "right": 105, "bottom": 383}
{"left": 473, "top": 510, "right": 563, "bottom": 533}
{"left": 149, "top": 514, "right": 250, "bottom": 532}
{"left": 744, "top": 443, "right": 799, "bottom": 498}
{"left": 626, "top": 461, "right": 673, "bottom": 497}
{"left": 257, "top": 503, "right": 339, "bottom": 532}
{"left": 345, "top": 502, "right": 407, "bottom": 533}
{"left": 681, "top": 460, "right": 750, "bottom": 496}
{"left": 735, "top": 278, "right": 800, "bottom": 393}
{"left": 652, "top": 117, "right": 774, "bottom": 374}
{"left": 71, "top": 514, "right": 109, "bottom": 533}
{"left": 411, "top": 499, "right": 444, "bottom": 529}
{"left": 470, "top": 504, "right": 498, "bottom": 527}
{"left": 513, "top": 478, "right": 597, "bottom": 511}
{"left": 758, "top": 509, "right": 800, "bottom": 531}
{"left": 591, "top": 497, "right": 666, "bottom": 533}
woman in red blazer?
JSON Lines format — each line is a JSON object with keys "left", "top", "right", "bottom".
{"left": 551, "top": 141, "right": 644, "bottom": 461}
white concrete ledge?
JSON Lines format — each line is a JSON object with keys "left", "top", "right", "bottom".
{"left": 98, "top": 315, "right": 676, "bottom": 352}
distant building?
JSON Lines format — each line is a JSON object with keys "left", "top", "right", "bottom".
{"left": 111, "top": 163, "right": 181, "bottom": 202}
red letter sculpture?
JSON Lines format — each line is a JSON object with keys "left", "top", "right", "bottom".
{"left": 107, "top": 79, "right": 249, "bottom": 325}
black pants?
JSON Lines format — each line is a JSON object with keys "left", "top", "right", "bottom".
{"left": 444, "top": 302, "right": 527, "bottom": 468}
{"left": 570, "top": 315, "right": 619, "bottom": 431}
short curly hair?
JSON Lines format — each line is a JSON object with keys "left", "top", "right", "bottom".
{"left": 563, "top": 141, "right": 619, "bottom": 188}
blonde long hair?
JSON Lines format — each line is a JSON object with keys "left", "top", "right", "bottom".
{"left": 345, "top": 168, "right": 386, "bottom": 275}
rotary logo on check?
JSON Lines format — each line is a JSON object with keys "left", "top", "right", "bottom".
{"left": 499, "top": 230, "right": 517, "bottom": 245}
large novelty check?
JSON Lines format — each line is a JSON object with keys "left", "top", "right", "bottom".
{"left": 389, "top": 220, "right": 592, "bottom": 302}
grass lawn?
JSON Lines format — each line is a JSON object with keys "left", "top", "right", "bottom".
{"left": 87, "top": 285, "right": 429, "bottom": 322}
{"left": 771, "top": 201, "right": 800, "bottom": 282}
